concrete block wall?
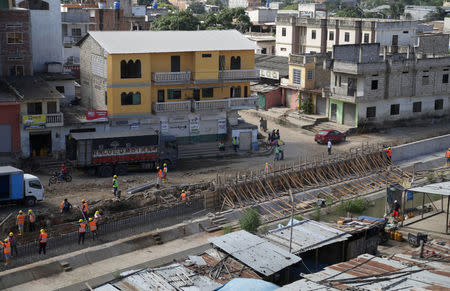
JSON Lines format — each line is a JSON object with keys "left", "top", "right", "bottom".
{"left": 391, "top": 133, "right": 450, "bottom": 163}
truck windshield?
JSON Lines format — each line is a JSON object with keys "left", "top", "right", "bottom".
{"left": 29, "top": 180, "right": 42, "bottom": 189}
{"left": 165, "top": 141, "right": 177, "bottom": 150}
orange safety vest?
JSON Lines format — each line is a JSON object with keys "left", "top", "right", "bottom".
{"left": 89, "top": 220, "right": 97, "bottom": 231}
{"left": 157, "top": 169, "right": 163, "bottom": 178}
{"left": 79, "top": 222, "right": 86, "bottom": 233}
{"left": 446, "top": 151, "right": 450, "bottom": 158}
{"left": 60, "top": 201, "right": 65, "bottom": 209}
{"left": 29, "top": 213, "right": 35, "bottom": 223}
{"left": 39, "top": 232, "right": 48, "bottom": 243}
{"left": 181, "top": 192, "right": 187, "bottom": 201}
{"left": 386, "top": 149, "right": 392, "bottom": 157}
{"left": 17, "top": 214, "right": 25, "bottom": 225}
{"left": 1, "top": 241, "right": 11, "bottom": 254}
{"left": 82, "top": 202, "right": 88, "bottom": 213}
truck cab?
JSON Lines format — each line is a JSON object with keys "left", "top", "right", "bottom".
{"left": 0, "top": 166, "right": 44, "bottom": 206}
{"left": 23, "top": 174, "right": 45, "bottom": 205}
{"left": 159, "top": 135, "right": 178, "bottom": 168}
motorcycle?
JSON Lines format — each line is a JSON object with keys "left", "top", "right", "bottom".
{"left": 49, "top": 171, "right": 72, "bottom": 185}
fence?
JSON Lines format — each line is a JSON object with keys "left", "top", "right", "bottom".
{"left": 2, "top": 198, "right": 203, "bottom": 271}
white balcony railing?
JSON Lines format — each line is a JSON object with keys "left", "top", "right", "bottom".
{"left": 194, "top": 99, "right": 229, "bottom": 111}
{"left": 153, "top": 101, "right": 191, "bottom": 113}
{"left": 63, "top": 36, "right": 82, "bottom": 45}
{"left": 153, "top": 71, "right": 191, "bottom": 83}
{"left": 22, "top": 113, "right": 64, "bottom": 128}
{"left": 218, "top": 69, "right": 259, "bottom": 81}
{"left": 229, "top": 97, "right": 258, "bottom": 110}
{"left": 46, "top": 113, "right": 64, "bottom": 127}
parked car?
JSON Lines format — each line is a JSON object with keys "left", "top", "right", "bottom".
{"left": 314, "top": 129, "right": 346, "bottom": 144}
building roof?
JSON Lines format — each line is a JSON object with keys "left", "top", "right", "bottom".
{"left": 264, "top": 219, "right": 352, "bottom": 255}
{"left": 70, "top": 129, "right": 157, "bottom": 140}
{"left": 6, "top": 76, "right": 64, "bottom": 100}
{"left": 39, "top": 72, "right": 76, "bottom": 81}
{"left": 0, "top": 80, "right": 21, "bottom": 102}
{"left": 255, "top": 55, "right": 289, "bottom": 77}
{"left": 277, "top": 279, "right": 338, "bottom": 290}
{"left": 408, "top": 181, "right": 450, "bottom": 196}
{"left": 0, "top": 166, "right": 22, "bottom": 175}
{"left": 297, "top": 254, "right": 450, "bottom": 290}
{"left": 85, "top": 30, "right": 258, "bottom": 54}
{"left": 208, "top": 230, "right": 301, "bottom": 276}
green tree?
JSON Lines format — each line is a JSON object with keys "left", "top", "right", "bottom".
{"left": 336, "top": 6, "right": 365, "bottom": 18}
{"left": 282, "top": 3, "right": 298, "bottom": 10}
{"left": 215, "top": 8, "right": 251, "bottom": 32}
{"left": 189, "top": 1, "right": 206, "bottom": 14}
{"left": 425, "top": 7, "right": 448, "bottom": 21}
{"left": 386, "top": 2, "right": 405, "bottom": 19}
{"left": 239, "top": 209, "right": 261, "bottom": 233}
{"left": 151, "top": 10, "right": 199, "bottom": 30}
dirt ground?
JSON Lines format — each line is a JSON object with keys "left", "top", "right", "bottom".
{"left": 1, "top": 110, "right": 449, "bottom": 222}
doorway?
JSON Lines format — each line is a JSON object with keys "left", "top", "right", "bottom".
{"left": 171, "top": 56, "right": 180, "bottom": 72}
{"left": 29, "top": 131, "right": 52, "bottom": 157}
{"left": 219, "top": 55, "right": 225, "bottom": 71}
{"left": 193, "top": 89, "right": 200, "bottom": 101}
{"left": 157, "top": 90, "right": 165, "bottom": 102}
{"left": 330, "top": 103, "right": 337, "bottom": 122}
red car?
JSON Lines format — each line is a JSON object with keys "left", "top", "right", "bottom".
{"left": 314, "top": 129, "right": 346, "bottom": 144}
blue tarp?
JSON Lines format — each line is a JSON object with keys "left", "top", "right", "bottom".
{"left": 216, "top": 278, "right": 279, "bottom": 291}
{"left": 357, "top": 216, "right": 385, "bottom": 222}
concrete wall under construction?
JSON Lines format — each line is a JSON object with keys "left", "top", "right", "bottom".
{"left": 392, "top": 134, "right": 450, "bottom": 163}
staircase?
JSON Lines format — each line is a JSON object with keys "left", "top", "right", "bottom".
{"left": 205, "top": 214, "right": 229, "bottom": 232}
{"left": 152, "top": 233, "right": 163, "bottom": 245}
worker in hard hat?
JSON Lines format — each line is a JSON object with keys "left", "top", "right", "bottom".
{"left": 112, "top": 174, "right": 119, "bottom": 197}
{"left": 163, "top": 163, "right": 168, "bottom": 183}
{"left": 38, "top": 229, "right": 48, "bottom": 255}
{"left": 446, "top": 147, "right": 450, "bottom": 167}
{"left": 0, "top": 238, "right": 11, "bottom": 266}
{"left": 16, "top": 210, "right": 25, "bottom": 236}
{"left": 8, "top": 232, "right": 17, "bottom": 257}
{"left": 28, "top": 209, "right": 36, "bottom": 232}
{"left": 156, "top": 166, "right": 163, "bottom": 189}
{"left": 81, "top": 199, "right": 88, "bottom": 216}
{"left": 89, "top": 218, "right": 98, "bottom": 241}
{"left": 77, "top": 219, "right": 86, "bottom": 245}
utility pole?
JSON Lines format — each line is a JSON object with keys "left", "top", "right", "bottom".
{"left": 289, "top": 189, "right": 294, "bottom": 253}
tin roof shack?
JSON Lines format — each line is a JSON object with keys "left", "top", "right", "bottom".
{"left": 278, "top": 253, "right": 450, "bottom": 291}
{"left": 392, "top": 238, "right": 450, "bottom": 270}
{"left": 208, "top": 230, "right": 301, "bottom": 285}
{"left": 264, "top": 218, "right": 385, "bottom": 273}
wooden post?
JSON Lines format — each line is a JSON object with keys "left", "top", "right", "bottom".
{"left": 422, "top": 193, "right": 425, "bottom": 220}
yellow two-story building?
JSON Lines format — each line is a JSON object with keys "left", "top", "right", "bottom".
{"left": 79, "top": 30, "right": 259, "bottom": 143}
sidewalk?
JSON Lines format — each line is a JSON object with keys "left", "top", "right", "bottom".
{"left": 8, "top": 231, "right": 220, "bottom": 291}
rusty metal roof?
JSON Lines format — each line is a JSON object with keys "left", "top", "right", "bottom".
{"left": 264, "top": 220, "right": 352, "bottom": 254}
{"left": 408, "top": 181, "right": 450, "bottom": 196}
{"left": 209, "top": 230, "right": 301, "bottom": 276}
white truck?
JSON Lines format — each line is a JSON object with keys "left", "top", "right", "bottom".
{"left": 0, "top": 166, "right": 44, "bottom": 206}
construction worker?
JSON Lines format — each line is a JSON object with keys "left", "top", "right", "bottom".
{"left": 38, "top": 229, "right": 48, "bottom": 255}
{"left": 265, "top": 162, "right": 272, "bottom": 175}
{"left": 446, "top": 148, "right": 450, "bottom": 167}
{"left": 385, "top": 146, "right": 392, "bottom": 161}
{"left": 77, "top": 219, "right": 86, "bottom": 245}
{"left": 181, "top": 190, "right": 187, "bottom": 202}
{"left": 8, "top": 233, "right": 17, "bottom": 257}
{"left": 112, "top": 174, "right": 119, "bottom": 197}
{"left": 232, "top": 136, "right": 239, "bottom": 152}
{"left": 89, "top": 218, "right": 98, "bottom": 241}
{"left": 327, "top": 139, "right": 332, "bottom": 155}
{"left": 163, "top": 163, "right": 168, "bottom": 183}
{"left": 16, "top": 210, "right": 25, "bottom": 236}
{"left": 0, "top": 238, "right": 11, "bottom": 266}
{"left": 81, "top": 199, "right": 88, "bottom": 217}
{"left": 28, "top": 209, "right": 35, "bottom": 232}
{"left": 156, "top": 166, "right": 163, "bottom": 189}
{"left": 218, "top": 140, "right": 225, "bottom": 151}
{"left": 275, "top": 144, "right": 281, "bottom": 160}
{"left": 94, "top": 210, "right": 102, "bottom": 224}
{"left": 60, "top": 198, "right": 72, "bottom": 214}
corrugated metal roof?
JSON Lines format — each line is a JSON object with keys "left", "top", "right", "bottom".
{"left": 299, "top": 254, "right": 450, "bottom": 290}
{"left": 264, "top": 220, "right": 352, "bottom": 254}
{"left": 208, "top": 230, "right": 301, "bottom": 276}
{"left": 277, "top": 279, "right": 338, "bottom": 290}
{"left": 86, "top": 30, "right": 258, "bottom": 54}
{"left": 408, "top": 181, "right": 450, "bottom": 196}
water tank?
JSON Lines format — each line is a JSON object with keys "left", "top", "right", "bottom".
{"left": 113, "top": 0, "right": 120, "bottom": 10}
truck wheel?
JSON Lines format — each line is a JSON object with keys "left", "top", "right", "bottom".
{"left": 24, "top": 197, "right": 36, "bottom": 207}
{"left": 115, "top": 164, "right": 128, "bottom": 175}
{"left": 98, "top": 165, "right": 113, "bottom": 177}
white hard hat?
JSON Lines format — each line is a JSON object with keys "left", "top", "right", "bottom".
{"left": 394, "top": 200, "right": 398, "bottom": 203}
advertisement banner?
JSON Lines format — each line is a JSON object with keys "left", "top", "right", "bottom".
{"left": 189, "top": 116, "right": 200, "bottom": 136}
{"left": 86, "top": 110, "right": 108, "bottom": 121}
{"left": 23, "top": 115, "right": 46, "bottom": 129}
{"left": 218, "top": 119, "right": 227, "bottom": 134}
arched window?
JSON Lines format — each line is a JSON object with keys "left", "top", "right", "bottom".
{"left": 230, "top": 56, "right": 241, "bottom": 70}
{"left": 120, "top": 91, "right": 141, "bottom": 105}
{"left": 134, "top": 60, "right": 141, "bottom": 78}
{"left": 120, "top": 60, "right": 127, "bottom": 78}
{"left": 127, "top": 60, "right": 134, "bottom": 77}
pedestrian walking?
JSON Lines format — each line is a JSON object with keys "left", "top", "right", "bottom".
{"left": 275, "top": 144, "right": 281, "bottom": 160}
{"left": 81, "top": 199, "right": 88, "bottom": 217}
{"left": 16, "top": 210, "right": 25, "bottom": 236}
{"left": 112, "top": 175, "right": 119, "bottom": 197}
{"left": 327, "top": 139, "right": 332, "bottom": 155}
{"left": 0, "top": 238, "right": 11, "bottom": 266}
{"left": 445, "top": 147, "right": 450, "bottom": 167}
{"left": 28, "top": 209, "right": 35, "bottom": 232}
{"left": 163, "top": 163, "right": 168, "bottom": 183}
{"left": 232, "top": 136, "right": 239, "bottom": 152}
{"left": 89, "top": 218, "right": 98, "bottom": 241}
{"left": 77, "top": 219, "right": 86, "bottom": 245}
{"left": 60, "top": 198, "right": 72, "bottom": 214}
{"left": 156, "top": 166, "right": 163, "bottom": 189}
{"left": 38, "top": 229, "right": 47, "bottom": 255}
{"left": 8, "top": 233, "right": 17, "bottom": 257}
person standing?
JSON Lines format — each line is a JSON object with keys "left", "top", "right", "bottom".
{"left": 8, "top": 233, "right": 17, "bottom": 257}
{"left": 156, "top": 166, "right": 163, "bottom": 189}
{"left": 77, "top": 219, "right": 86, "bottom": 245}
{"left": 0, "top": 238, "right": 11, "bottom": 266}
{"left": 112, "top": 175, "right": 119, "bottom": 197}
{"left": 232, "top": 136, "right": 239, "bottom": 152}
{"left": 60, "top": 198, "right": 72, "bottom": 214}
{"left": 218, "top": 141, "right": 225, "bottom": 151}
{"left": 89, "top": 218, "right": 98, "bottom": 241}
{"left": 275, "top": 144, "right": 281, "bottom": 160}
{"left": 327, "top": 139, "right": 332, "bottom": 155}
{"left": 163, "top": 163, "right": 168, "bottom": 183}
{"left": 265, "top": 162, "right": 272, "bottom": 175}
{"left": 81, "top": 199, "right": 88, "bottom": 217}
{"left": 392, "top": 200, "right": 400, "bottom": 219}
{"left": 385, "top": 146, "right": 392, "bottom": 161}
{"left": 181, "top": 190, "right": 187, "bottom": 203}
{"left": 38, "top": 229, "right": 48, "bottom": 255}
{"left": 28, "top": 209, "right": 36, "bottom": 232}
{"left": 16, "top": 210, "right": 25, "bottom": 236}
{"left": 445, "top": 148, "right": 450, "bottom": 167}
{"left": 275, "top": 129, "right": 280, "bottom": 140}
{"left": 94, "top": 210, "right": 102, "bottom": 224}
